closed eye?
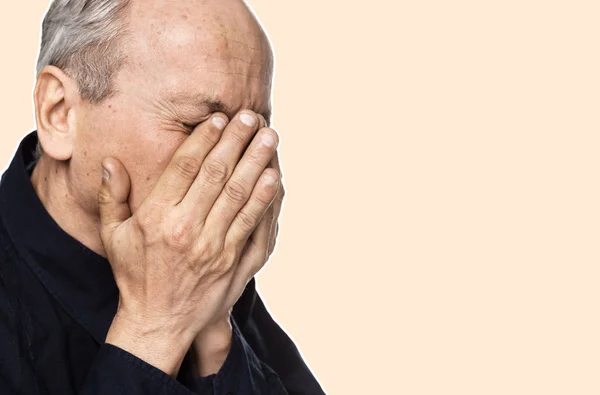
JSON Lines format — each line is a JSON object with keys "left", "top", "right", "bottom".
{"left": 182, "top": 122, "right": 200, "bottom": 131}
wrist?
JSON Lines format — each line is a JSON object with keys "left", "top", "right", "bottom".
{"left": 192, "top": 315, "right": 233, "bottom": 376}
{"left": 106, "top": 312, "right": 195, "bottom": 377}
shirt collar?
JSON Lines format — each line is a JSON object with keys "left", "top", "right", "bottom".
{"left": 0, "top": 131, "right": 118, "bottom": 344}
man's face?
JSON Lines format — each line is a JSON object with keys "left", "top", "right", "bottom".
{"left": 71, "top": 0, "right": 274, "bottom": 215}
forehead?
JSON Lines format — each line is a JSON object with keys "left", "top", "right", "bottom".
{"left": 122, "top": 0, "right": 274, "bottom": 116}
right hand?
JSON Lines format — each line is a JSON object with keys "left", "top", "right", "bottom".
{"left": 97, "top": 110, "right": 280, "bottom": 376}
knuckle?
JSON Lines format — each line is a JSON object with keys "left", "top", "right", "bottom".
{"left": 97, "top": 188, "right": 112, "bottom": 205}
{"left": 223, "top": 180, "right": 249, "bottom": 205}
{"left": 133, "top": 201, "right": 164, "bottom": 230}
{"left": 200, "top": 125, "right": 222, "bottom": 146}
{"left": 222, "top": 243, "right": 238, "bottom": 262}
{"left": 202, "top": 159, "right": 229, "bottom": 185}
{"left": 216, "top": 249, "right": 237, "bottom": 274}
{"left": 229, "top": 128, "right": 251, "bottom": 146}
{"left": 132, "top": 212, "right": 150, "bottom": 231}
{"left": 245, "top": 150, "right": 263, "bottom": 165}
{"left": 132, "top": 207, "right": 156, "bottom": 234}
{"left": 254, "top": 185, "right": 276, "bottom": 206}
{"left": 194, "top": 236, "right": 221, "bottom": 262}
{"left": 172, "top": 156, "right": 202, "bottom": 180}
{"left": 165, "top": 219, "right": 194, "bottom": 249}
{"left": 236, "top": 209, "right": 260, "bottom": 232}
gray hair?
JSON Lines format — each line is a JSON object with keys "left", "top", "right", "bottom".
{"left": 34, "top": 0, "right": 131, "bottom": 161}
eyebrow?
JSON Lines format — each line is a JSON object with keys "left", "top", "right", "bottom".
{"left": 172, "top": 94, "right": 272, "bottom": 126}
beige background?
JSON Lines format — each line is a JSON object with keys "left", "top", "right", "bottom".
{"left": 2, "top": 1, "right": 600, "bottom": 394}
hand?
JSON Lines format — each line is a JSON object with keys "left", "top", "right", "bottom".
{"left": 240, "top": 114, "right": 285, "bottom": 276}
{"left": 191, "top": 114, "right": 286, "bottom": 376}
{"left": 97, "top": 110, "right": 281, "bottom": 376}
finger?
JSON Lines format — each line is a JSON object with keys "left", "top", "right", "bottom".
{"left": 98, "top": 157, "right": 132, "bottom": 243}
{"left": 246, "top": 205, "right": 274, "bottom": 271}
{"left": 257, "top": 113, "right": 267, "bottom": 131}
{"left": 267, "top": 209, "right": 279, "bottom": 257}
{"left": 267, "top": 151, "right": 285, "bottom": 255}
{"left": 248, "top": 202, "right": 274, "bottom": 262}
{"left": 268, "top": 150, "right": 285, "bottom": 221}
{"left": 251, "top": 193, "right": 280, "bottom": 257}
{"left": 268, "top": 222, "right": 280, "bottom": 256}
{"left": 245, "top": 132, "right": 279, "bottom": 239}
{"left": 204, "top": 127, "right": 279, "bottom": 237}
{"left": 225, "top": 168, "right": 280, "bottom": 253}
{"left": 179, "top": 110, "right": 260, "bottom": 221}
{"left": 228, "top": 205, "right": 274, "bottom": 302}
{"left": 267, "top": 149, "right": 285, "bottom": 221}
{"left": 148, "top": 113, "right": 229, "bottom": 206}
{"left": 268, "top": 147, "right": 283, "bottom": 181}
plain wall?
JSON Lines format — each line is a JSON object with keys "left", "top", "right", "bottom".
{"left": 1, "top": 1, "right": 600, "bottom": 394}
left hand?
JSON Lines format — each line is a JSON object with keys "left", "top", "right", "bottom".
{"left": 238, "top": 114, "right": 285, "bottom": 266}
{"left": 192, "top": 115, "right": 285, "bottom": 376}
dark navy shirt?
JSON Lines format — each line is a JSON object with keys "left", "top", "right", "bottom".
{"left": 0, "top": 131, "right": 325, "bottom": 395}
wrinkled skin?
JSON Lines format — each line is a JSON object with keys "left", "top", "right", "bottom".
{"left": 31, "top": 0, "right": 284, "bottom": 377}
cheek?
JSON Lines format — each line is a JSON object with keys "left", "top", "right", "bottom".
{"left": 124, "top": 133, "right": 184, "bottom": 214}
{"left": 77, "top": 100, "right": 187, "bottom": 214}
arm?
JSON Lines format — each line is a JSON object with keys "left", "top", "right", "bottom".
{"left": 79, "top": 344, "right": 197, "bottom": 395}
{"left": 96, "top": 110, "right": 283, "bottom": 394}
{"left": 191, "top": 278, "right": 326, "bottom": 395}
{"left": 0, "top": 259, "right": 200, "bottom": 395}
{"left": 192, "top": 316, "right": 290, "bottom": 395}
{"left": 191, "top": 135, "right": 324, "bottom": 394}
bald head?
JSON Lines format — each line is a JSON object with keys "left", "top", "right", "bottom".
{"left": 33, "top": 0, "right": 277, "bottom": 221}
{"left": 37, "top": 0, "right": 273, "bottom": 112}
{"left": 35, "top": 0, "right": 274, "bottom": 162}
{"left": 119, "top": 0, "right": 274, "bottom": 120}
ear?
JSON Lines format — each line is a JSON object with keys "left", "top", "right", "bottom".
{"left": 34, "top": 66, "right": 80, "bottom": 161}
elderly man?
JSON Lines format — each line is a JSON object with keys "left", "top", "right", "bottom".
{"left": 0, "top": 0, "right": 324, "bottom": 394}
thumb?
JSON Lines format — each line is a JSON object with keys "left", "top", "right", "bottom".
{"left": 98, "top": 157, "right": 132, "bottom": 242}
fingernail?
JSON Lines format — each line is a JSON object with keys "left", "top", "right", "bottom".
{"left": 102, "top": 167, "right": 110, "bottom": 181}
{"left": 240, "top": 113, "right": 257, "bottom": 127}
{"left": 258, "top": 114, "right": 266, "bottom": 127}
{"left": 212, "top": 116, "right": 227, "bottom": 130}
{"left": 264, "top": 172, "right": 278, "bottom": 185}
{"left": 261, "top": 132, "right": 277, "bottom": 148}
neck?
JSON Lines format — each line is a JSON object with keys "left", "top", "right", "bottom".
{"left": 30, "top": 155, "right": 108, "bottom": 258}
